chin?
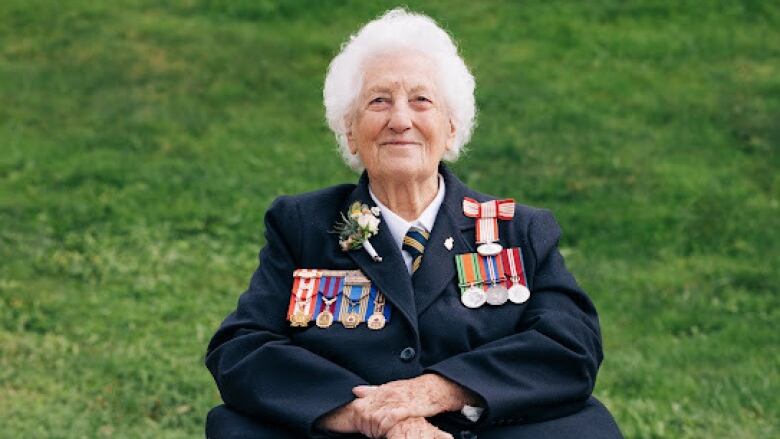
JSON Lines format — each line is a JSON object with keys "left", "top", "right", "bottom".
{"left": 377, "top": 160, "right": 431, "bottom": 180}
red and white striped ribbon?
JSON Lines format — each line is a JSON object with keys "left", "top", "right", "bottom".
{"left": 463, "top": 198, "right": 515, "bottom": 244}
{"left": 500, "top": 248, "right": 527, "bottom": 288}
{"left": 287, "top": 269, "right": 320, "bottom": 320}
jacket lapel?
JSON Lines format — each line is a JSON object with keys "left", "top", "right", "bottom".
{"left": 342, "top": 172, "right": 419, "bottom": 335}
{"left": 413, "top": 166, "right": 476, "bottom": 315}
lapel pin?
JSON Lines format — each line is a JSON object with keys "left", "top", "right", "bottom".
{"left": 444, "top": 237, "right": 454, "bottom": 251}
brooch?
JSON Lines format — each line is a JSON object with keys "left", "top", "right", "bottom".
{"left": 333, "top": 201, "right": 383, "bottom": 262}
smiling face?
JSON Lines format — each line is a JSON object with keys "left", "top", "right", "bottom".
{"left": 346, "top": 49, "right": 456, "bottom": 183}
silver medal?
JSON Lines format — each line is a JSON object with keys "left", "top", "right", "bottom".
{"left": 477, "top": 242, "right": 503, "bottom": 257}
{"left": 507, "top": 283, "right": 530, "bottom": 304}
{"left": 486, "top": 284, "right": 508, "bottom": 305}
{"left": 461, "top": 286, "right": 487, "bottom": 308}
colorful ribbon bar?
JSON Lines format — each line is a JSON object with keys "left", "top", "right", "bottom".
{"left": 455, "top": 248, "right": 530, "bottom": 307}
{"left": 287, "top": 269, "right": 391, "bottom": 329}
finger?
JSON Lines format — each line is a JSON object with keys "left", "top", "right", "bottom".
{"left": 382, "top": 407, "right": 416, "bottom": 439}
{"left": 352, "top": 385, "right": 378, "bottom": 397}
{"left": 377, "top": 409, "right": 406, "bottom": 438}
{"left": 388, "top": 420, "right": 410, "bottom": 439}
{"left": 376, "top": 407, "right": 408, "bottom": 436}
{"left": 372, "top": 406, "right": 404, "bottom": 439}
{"left": 385, "top": 424, "right": 400, "bottom": 439}
{"left": 435, "top": 430, "right": 454, "bottom": 439}
{"left": 369, "top": 410, "right": 387, "bottom": 439}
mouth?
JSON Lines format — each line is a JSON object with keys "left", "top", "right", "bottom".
{"left": 380, "top": 141, "right": 421, "bottom": 146}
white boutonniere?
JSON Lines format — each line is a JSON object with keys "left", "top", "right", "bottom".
{"left": 333, "top": 201, "right": 383, "bottom": 262}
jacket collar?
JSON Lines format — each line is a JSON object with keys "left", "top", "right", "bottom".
{"left": 342, "top": 171, "right": 418, "bottom": 334}
{"left": 341, "top": 164, "right": 477, "bottom": 332}
{"left": 412, "top": 164, "right": 476, "bottom": 315}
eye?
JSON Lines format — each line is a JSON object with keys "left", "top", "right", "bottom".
{"left": 414, "top": 96, "right": 432, "bottom": 103}
{"left": 369, "top": 97, "right": 389, "bottom": 104}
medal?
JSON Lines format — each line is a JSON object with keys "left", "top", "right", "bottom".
{"left": 463, "top": 198, "right": 515, "bottom": 256}
{"left": 477, "top": 242, "right": 502, "bottom": 257}
{"left": 483, "top": 255, "right": 508, "bottom": 305}
{"left": 288, "top": 269, "right": 392, "bottom": 329}
{"left": 315, "top": 275, "right": 342, "bottom": 328}
{"left": 462, "top": 285, "right": 487, "bottom": 308}
{"left": 367, "top": 288, "right": 387, "bottom": 330}
{"left": 287, "top": 269, "right": 320, "bottom": 327}
{"left": 507, "top": 283, "right": 530, "bottom": 304}
{"left": 367, "top": 313, "right": 386, "bottom": 330}
{"left": 455, "top": 253, "right": 487, "bottom": 308}
{"left": 316, "top": 310, "right": 334, "bottom": 328}
{"left": 342, "top": 311, "right": 361, "bottom": 329}
{"left": 339, "top": 274, "right": 371, "bottom": 329}
{"left": 290, "top": 307, "right": 310, "bottom": 327}
{"left": 501, "top": 248, "right": 530, "bottom": 304}
{"left": 487, "top": 285, "right": 508, "bottom": 305}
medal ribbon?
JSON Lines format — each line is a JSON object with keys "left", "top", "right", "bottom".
{"left": 500, "top": 248, "right": 528, "bottom": 288}
{"left": 314, "top": 275, "right": 342, "bottom": 318}
{"left": 365, "top": 284, "right": 392, "bottom": 323}
{"left": 455, "top": 254, "right": 468, "bottom": 292}
{"left": 481, "top": 255, "right": 503, "bottom": 287}
{"left": 470, "top": 252, "right": 486, "bottom": 291}
{"left": 455, "top": 253, "right": 483, "bottom": 293}
{"left": 338, "top": 282, "right": 370, "bottom": 323}
{"left": 287, "top": 269, "right": 320, "bottom": 320}
{"left": 462, "top": 198, "right": 515, "bottom": 244}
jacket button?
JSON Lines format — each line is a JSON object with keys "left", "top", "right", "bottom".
{"left": 460, "top": 431, "right": 477, "bottom": 439}
{"left": 399, "top": 347, "right": 416, "bottom": 361}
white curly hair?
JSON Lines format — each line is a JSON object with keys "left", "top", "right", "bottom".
{"left": 323, "top": 8, "right": 477, "bottom": 171}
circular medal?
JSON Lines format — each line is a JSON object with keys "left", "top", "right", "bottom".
{"left": 315, "top": 310, "right": 334, "bottom": 328}
{"left": 342, "top": 311, "right": 361, "bottom": 329}
{"left": 461, "top": 286, "right": 487, "bottom": 308}
{"left": 486, "top": 284, "right": 508, "bottom": 305}
{"left": 508, "top": 283, "right": 530, "bottom": 304}
{"left": 367, "top": 313, "right": 386, "bottom": 330}
{"left": 290, "top": 309, "right": 310, "bottom": 327}
{"left": 477, "top": 242, "right": 503, "bottom": 256}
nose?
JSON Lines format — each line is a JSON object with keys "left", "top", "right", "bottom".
{"left": 387, "top": 101, "right": 412, "bottom": 133}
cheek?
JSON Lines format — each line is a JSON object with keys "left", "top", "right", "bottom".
{"left": 356, "top": 114, "right": 385, "bottom": 141}
{"left": 419, "top": 114, "right": 447, "bottom": 139}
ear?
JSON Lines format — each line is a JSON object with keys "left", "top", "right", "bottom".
{"left": 347, "top": 126, "right": 357, "bottom": 155}
{"left": 445, "top": 118, "right": 457, "bottom": 151}
{"left": 345, "top": 118, "right": 358, "bottom": 155}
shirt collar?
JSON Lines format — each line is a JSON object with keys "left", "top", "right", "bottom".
{"left": 369, "top": 174, "right": 446, "bottom": 250}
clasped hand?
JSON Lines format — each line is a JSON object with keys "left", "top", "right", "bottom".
{"left": 318, "top": 374, "right": 463, "bottom": 438}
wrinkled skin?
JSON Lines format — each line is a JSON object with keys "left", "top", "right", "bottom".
{"left": 317, "top": 374, "right": 474, "bottom": 438}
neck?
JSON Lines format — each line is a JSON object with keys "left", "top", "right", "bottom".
{"left": 369, "top": 172, "right": 439, "bottom": 221}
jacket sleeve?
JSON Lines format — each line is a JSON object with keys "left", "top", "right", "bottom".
{"left": 424, "top": 209, "right": 603, "bottom": 427}
{"left": 205, "top": 196, "right": 368, "bottom": 437}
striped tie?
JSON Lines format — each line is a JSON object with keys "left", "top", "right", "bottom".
{"left": 402, "top": 226, "right": 429, "bottom": 274}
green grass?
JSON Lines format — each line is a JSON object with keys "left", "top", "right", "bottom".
{"left": 1, "top": 0, "right": 778, "bottom": 437}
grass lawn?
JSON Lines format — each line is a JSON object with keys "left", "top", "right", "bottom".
{"left": 1, "top": 1, "right": 778, "bottom": 437}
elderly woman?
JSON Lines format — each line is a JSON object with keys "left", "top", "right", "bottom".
{"left": 206, "top": 8, "right": 621, "bottom": 439}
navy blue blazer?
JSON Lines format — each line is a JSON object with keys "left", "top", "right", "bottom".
{"left": 206, "top": 164, "right": 605, "bottom": 437}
